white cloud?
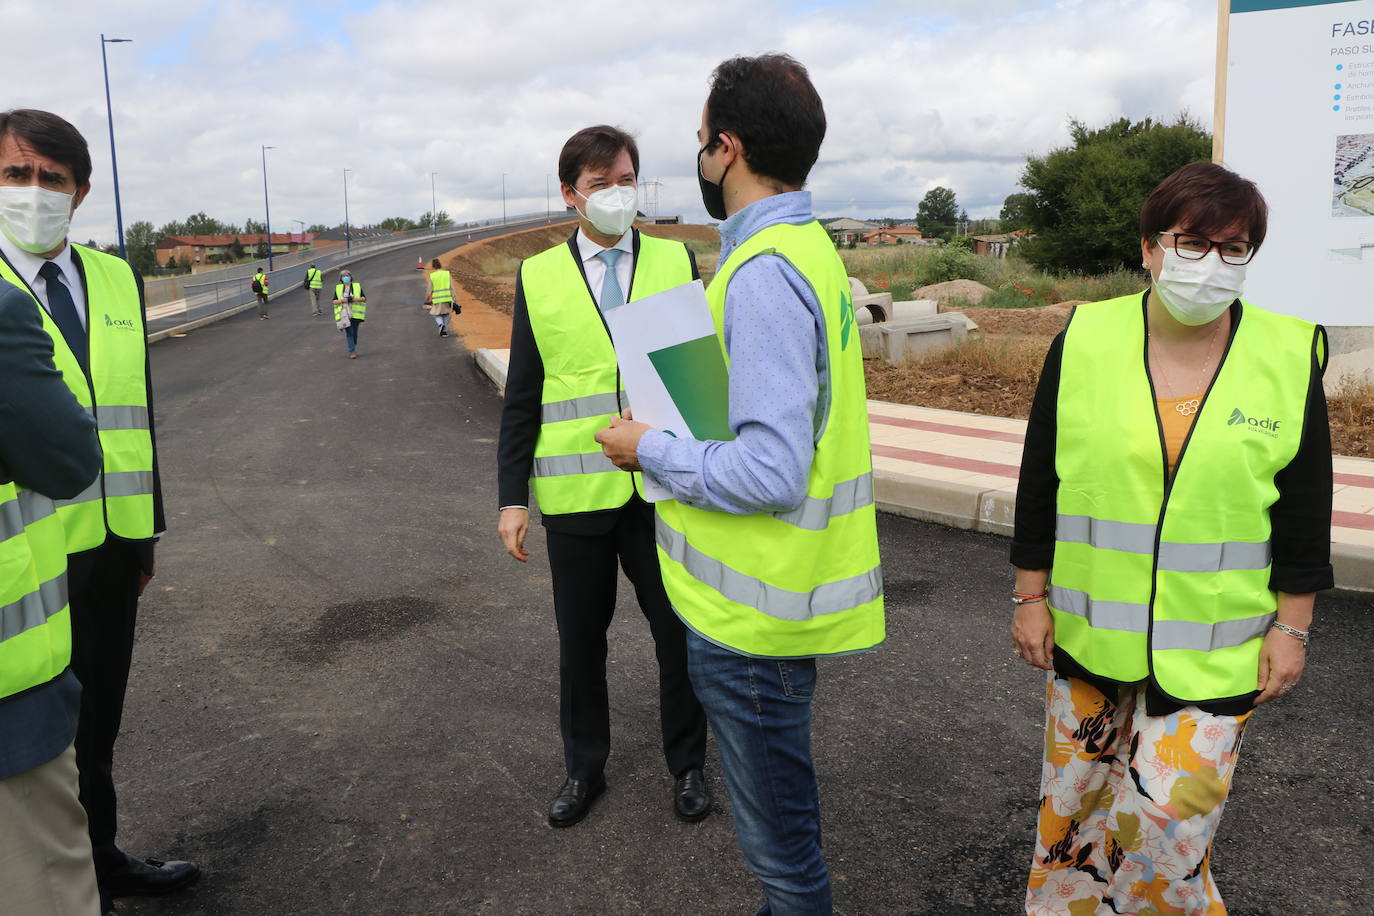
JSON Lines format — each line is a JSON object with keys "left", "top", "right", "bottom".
{"left": 0, "top": 0, "right": 1218, "bottom": 246}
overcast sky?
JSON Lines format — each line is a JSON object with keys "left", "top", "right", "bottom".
{"left": 2, "top": 0, "right": 1218, "bottom": 245}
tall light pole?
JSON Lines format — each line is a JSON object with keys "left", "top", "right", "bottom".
{"left": 100, "top": 35, "right": 132, "bottom": 259}
{"left": 343, "top": 168, "right": 352, "bottom": 251}
{"left": 501, "top": 173, "right": 507, "bottom": 225}
{"left": 260, "top": 145, "right": 276, "bottom": 270}
{"left": 430, "top": 171, "right": 438, "bottom": 235}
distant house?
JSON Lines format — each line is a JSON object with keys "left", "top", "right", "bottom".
{"left": 970, "top": 233, "right": 1018, "bottom": 258}
{"left": 156, "top": 232, "right": 315, "bottom": 267}
{"left": 823, "top": 217, "right": 880, "bottom": 244}
{"left": 861, "top": 226, "right": 927, "bottom": 245}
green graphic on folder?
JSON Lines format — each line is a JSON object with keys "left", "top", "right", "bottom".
{"left": 647, "top": 335, "right": 735, "bottom": 442}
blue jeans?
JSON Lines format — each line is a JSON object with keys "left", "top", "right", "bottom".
{"left": 685, "top": 630, "right": 831, "bottom": 916}
{"left": 344, "top": 321, "right": 360, "bottom": 353}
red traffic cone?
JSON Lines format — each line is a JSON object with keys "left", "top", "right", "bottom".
{"left": 415, "top": 257, "right": 423, "bottom": 270}
{"left": 467, "top": 234, "right": 472, "bottom": 242}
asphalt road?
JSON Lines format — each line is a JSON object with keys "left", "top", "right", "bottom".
{"left": 115, "top": 239, "right": 1373, "bottom": 915}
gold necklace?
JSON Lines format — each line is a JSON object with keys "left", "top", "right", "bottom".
{"left": 1149, "top": 317, "right": 1224, "bottom": 417}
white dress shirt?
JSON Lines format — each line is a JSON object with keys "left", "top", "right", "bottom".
{"left": 0, "top": 234, "right": 88, "bottom": 329}
{"left": 574, "top": 227, "right": 634, "bottom": 309}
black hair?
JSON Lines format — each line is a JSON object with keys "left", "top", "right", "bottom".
{"left": 705, "top": 54, "right": 825, "bottom": 187}
{"left": 0, "top": 109, "right": 92, "bottom": 188}
{"left": 558, "top": 125, "right": 639, "bottom": 189}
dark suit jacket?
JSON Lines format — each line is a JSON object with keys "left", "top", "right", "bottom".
{"left": 496, "top": 229, "right": 699, "bottom": 535}
{"left": 0, "top": 277, "right": 99, "bottom": 779}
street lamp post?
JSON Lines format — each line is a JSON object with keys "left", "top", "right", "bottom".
{"left": 502, "top": 173, "right": 507, "bottom": 225}
{"left": 343, "top": 168, "right": 352, "bottom": 251}
{"left": 100, "top": 34, "right": 132, "bottom": 259}
{"left": 430, "top": 171, "right": 438, "bottom": 235}
{"left": 260, "top": 145, "right": 276, "bottom": 270}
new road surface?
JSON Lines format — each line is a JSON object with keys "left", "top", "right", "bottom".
{"left": 114, "top": 239, "right": 1373, "bottom": 915}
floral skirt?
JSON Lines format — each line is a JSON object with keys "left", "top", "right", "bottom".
{"left": 1025, "top": 675, "right": 1251, "bottom": 915}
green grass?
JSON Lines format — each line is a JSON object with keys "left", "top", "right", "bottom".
{"left": 840, "top": 244, "right": 1146, "bottom": 307}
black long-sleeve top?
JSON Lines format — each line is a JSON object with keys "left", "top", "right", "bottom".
{"left": 1011, "top": 298, "right": 1334, "bottom": 715}
{"left": 496, "top": 230, "right": 698, "bottom": 535}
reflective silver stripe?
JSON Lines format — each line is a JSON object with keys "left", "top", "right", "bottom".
{"left": 54, "top": 476, "right": 103, "bottom": 509}
{"left": 532, "top": 452, "right": 619, "bottom": 478}
{"left": 1057, "top": 514, "right": 1272, "bottom": 573}
{"left": 0, "top": 573, "right": 68, "bottom": 642}
{"left": 1154, "top": 613, "right": 1275, "bottom": 652}
{"left": 1157, "top": 540, "right": 1271, "bottom": 573}
{"left": 103, "top": 470, "right": 154, "bottom": 499}
{"left": 656, "top": 516, "right": 883, "bottom": 622}
{"left": 1056, "top": 514, "right": 1156, "bottom": 555}
{"left": 773, "top": 472, "right": 875, "bottom": 531}
{"left": 540, "top": 392, "right": 625, "bottom": 424}
{"left": 1049, "top": 585, "right": 1149, "bottom": 633}
{"left": 97, "top": 405, "right": 150, "bottom": 432}
{"left": 1, "top": 490, "right": 58, "bottom": 541}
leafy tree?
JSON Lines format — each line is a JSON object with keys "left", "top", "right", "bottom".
{"left": 376, "top": 216, "right": 419, "bottom": 231}
{"left": 999, "top": 193, "right": 1035, "bottom": 231}
{"left": 419, "top": 210, "right": 454, "bottom": 228}
{"left": 244, "top": 218, "right": 266, "bottom": 234}
{"left": 1016, "top": 115, "right": 1211, "bottom": 273}
{"left": 123, "top": 220, "right": 159, "bottom": 276}
{"left": 306, "top": 223, "right": 329, "bottom": 234}
{"left": 916, "top": 186, "right": 960, "bottom": 241}
{"left": 228, "top": 237, "right": 246, "bottom": 261}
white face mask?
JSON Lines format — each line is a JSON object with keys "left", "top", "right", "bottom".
{"left": 576, "top": 184, "right": 637, "bottom": 237}
{"left": 1153, "top": 245, "right": 1247, "bottom": 326}
{"left": 0, "top": 185, "right": 74, "bottom": 254}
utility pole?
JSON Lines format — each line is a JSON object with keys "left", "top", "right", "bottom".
{"left": 343, "top": 168, "right": 352, "bottom": 250}
{"left": 431, "top": 171, "right": 439, "bottom": 234}
{"left": 100, "top": 34, "right": 132, "bottom": 258}
{"left": 261, "top": 145, "right": 276, "bottom": 270}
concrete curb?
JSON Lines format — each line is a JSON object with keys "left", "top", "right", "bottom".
{"left": 472, "top": 348, "right": 1373, "bottom": 592}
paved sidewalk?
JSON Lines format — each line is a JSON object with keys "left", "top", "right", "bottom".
{"left": 476, "top": 347, "right": 1374, "bottom": 591}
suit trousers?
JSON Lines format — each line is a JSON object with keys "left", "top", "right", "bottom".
{"left": 546, "top": 500, "right": 707, "bottom": 782}
{"left": 68, "top": 538, "right": 143, "bottom": 854}
{"left": 0, "top": 744, "right": 101, "bottom": 916}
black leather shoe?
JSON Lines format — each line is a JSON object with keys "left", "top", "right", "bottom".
{"left": 98, "top": 849, "right": 200, "bottom": 898}
{"left": 673, "top": 768, "right": 711, "bottom": 822}
{"left": 548, "top": 776, "right": 606, "bottom": 828}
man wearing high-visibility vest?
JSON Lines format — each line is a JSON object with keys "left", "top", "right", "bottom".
{"left": 424, "top": 257, "right": 456, "bottom": 337}
{"left": 497, "top": 125, "right": 708, "bottom": 829}
{"left": 0, "top": 277, "right": 103, "bottom": 916}
{"left": 0, "top": 108, "right": 199, "bottom": 911}
{"left": 597, "top": 57, "right": 884, "bottom": 914}
{"left": 252, "top": 266, "right": 270, "bottom": 319}
{"left": 304, "top": 262, "right": 323, "bottom": 316}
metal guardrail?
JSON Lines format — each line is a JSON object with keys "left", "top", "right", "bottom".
{"left": 144, "top": 213, "right": 569, "bottom": 333}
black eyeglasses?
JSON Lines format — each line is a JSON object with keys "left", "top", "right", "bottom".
{"left": 1154, "top": 231, "right": 1257, "bottom": 265}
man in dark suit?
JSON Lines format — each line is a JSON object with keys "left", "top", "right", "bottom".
{"left": 497, "top": 125, "right": 709, "bottom": 828}
{"left": 0, "top": 108, "right": 197, "bottom": 914}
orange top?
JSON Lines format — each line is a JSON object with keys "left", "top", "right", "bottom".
{"left": 1157, "top": 394, "right": 1203, "bottom": 475}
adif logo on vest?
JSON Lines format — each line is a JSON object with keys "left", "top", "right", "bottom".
{"left": 1228, "top": 408, "right": 1281, "bottom": 437}
{"left": 104, "top": 313, "right": 136, "bottom": 331}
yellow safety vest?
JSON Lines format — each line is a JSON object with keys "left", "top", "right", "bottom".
{"left": 522, "top": 233, "right": 693, "bottom": 515}
{"left": 428, "top": 269, "right": 453, "bottom": 306}
{"left": 306, "top": 267, "right": 323, "bottom": 289}
{"left": 0, "top": 245, "right": 155, "bottom": 550}
{"left": 1052, "top": 293, "right": 1320, "bottom": 702}
{"left": 654, "top": 220, "right": 885, "bottom": 659}
{"left": 253, "top": 272, "right": 268, "bottom": 291}
{"left": 0, "top": 480, "right": 73, "bottom": 699}
{"left": 334, "top": 283, "right": 366, "bottom": 321}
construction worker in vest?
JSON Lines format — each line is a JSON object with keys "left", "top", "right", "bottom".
{"left": 0, "top": 109, "right": 199, "bottom": 913}
{"left": 0, "top": 277, "right": 103, "bottom": 916}
{"left": 304, "top": 262, "right": 323, "bottom": 316}
{"left": 333, "top": 267, "right": 366, "bottom": 358}
{"left": 496, "top": 125, "right": 708, "bottom": 829}
{"left": 252, "top": 265, "right": 270, "bottom": 319}
{"left": 596, "top": 58, "right": 884, "bottom": 914}
{"left": 1011, "top": 162, "right": 1333, "bottom": 915}
{"left": 424, "top": 257, "right": 455, "bottom": 337}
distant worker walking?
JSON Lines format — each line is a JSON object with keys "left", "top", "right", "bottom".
{"left": 304, "top": 263, "right": 323, "bottom": 316}
{"left": 333, "top": 268, "right": 367, "bottom": 358}
{"left": 424, "top": 258, "right": 457, "bottom": 338}
{"left": 252, "top": 266, "right": 270, "bottom": 319}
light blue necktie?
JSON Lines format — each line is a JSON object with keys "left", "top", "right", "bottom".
{"left": 596, "top": 248, "right": 624, "bottom": 312}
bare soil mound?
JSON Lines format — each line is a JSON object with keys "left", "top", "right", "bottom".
{"left": 915, "top": 279, "right": 995, "bottom": 305}
{"left": 959, "top": 303, "right": 1073, "bottom": 338}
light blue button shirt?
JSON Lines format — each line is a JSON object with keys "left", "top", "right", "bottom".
{"left": 637, "top": 191, "right": 828, "bottom": 514}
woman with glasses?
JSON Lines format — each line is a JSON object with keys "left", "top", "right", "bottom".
{"left": 1011, "top": 162, "right": 1333, "bottom": 915}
